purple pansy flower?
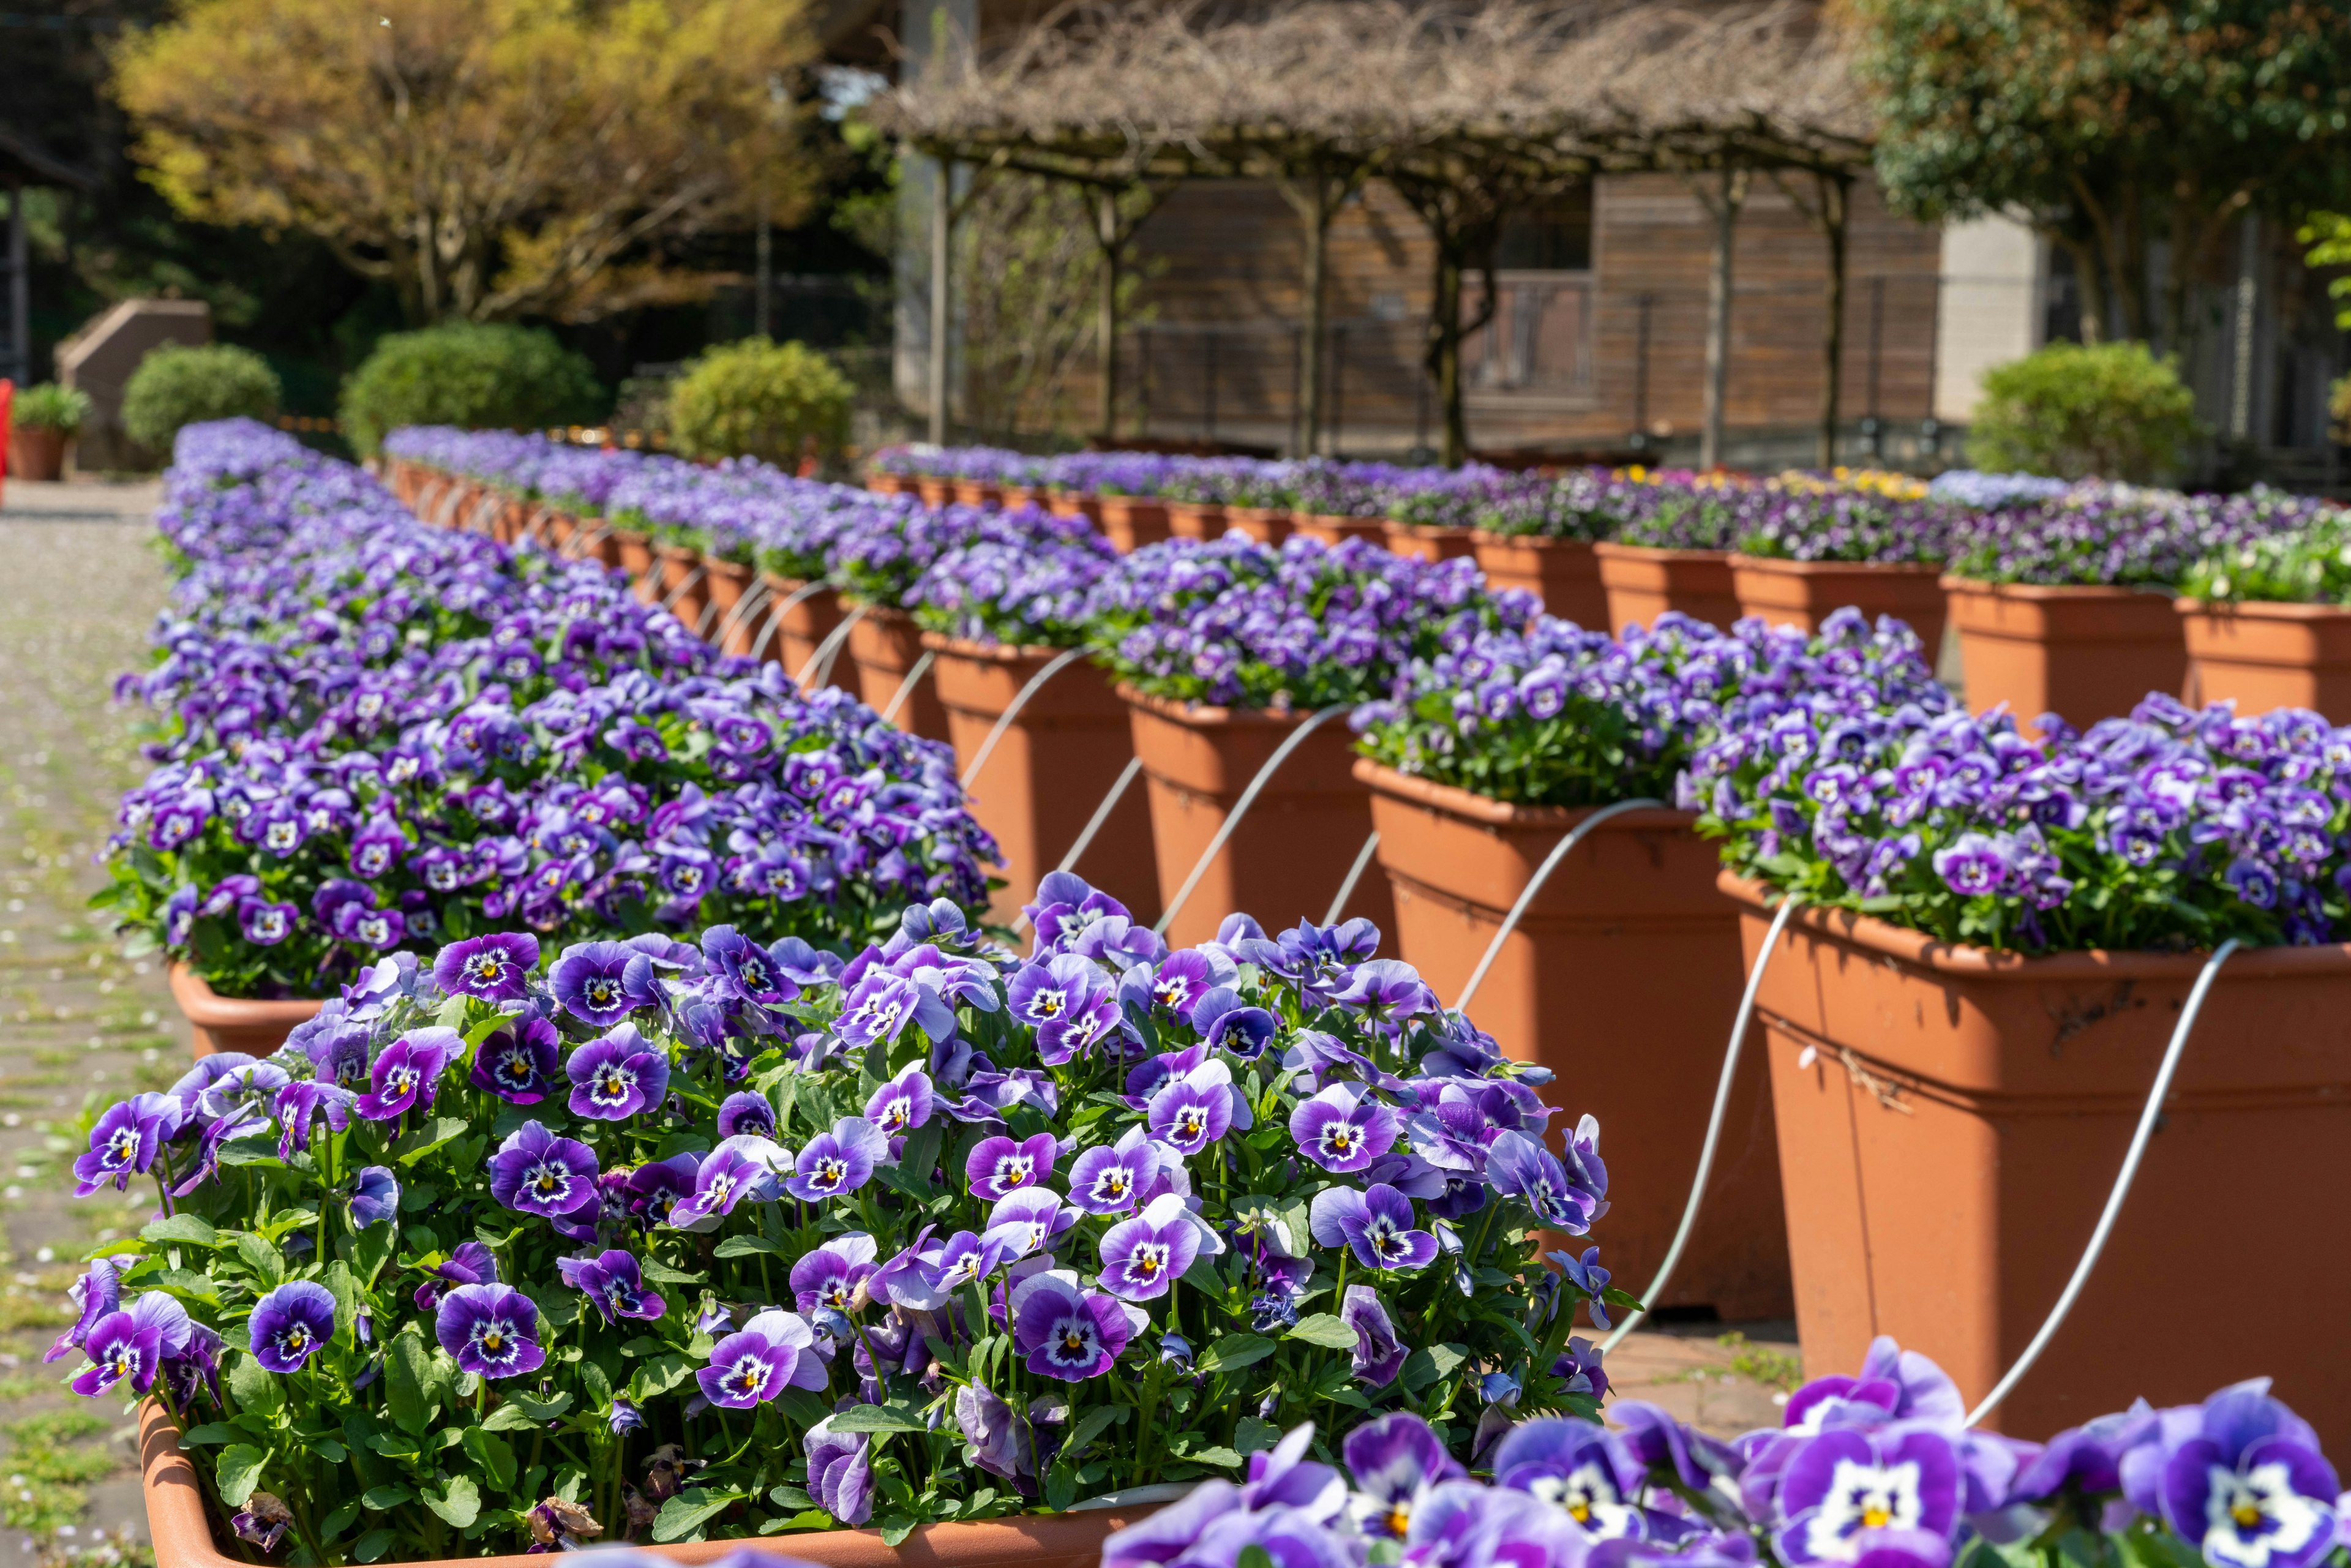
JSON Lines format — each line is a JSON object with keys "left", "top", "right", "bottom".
{"left": 1344, "top": 1412, "right": 1466, "bottom": 1538}
{"left": 564, "top": 1024, "right": 670, "bottom": 1120}
{"left": 1146, "top": 1060, "right": 1239, "bottom": 1154}
{"left": 1486, "top": 1124, "right": 1608, "bottom": 1236}
{"left": 697, "top": 1308, "right": 827, "bottom": 1408}
{"left": 72, "top": 1303, "right": 167, "bottom": 1398}
{"left": 435, "top": 1283, "right": 545, "bottom": 1379}
{"left": 1098, "top": 1193, "right": 1206, "bottom": 1301}
{"left": 1776, "top": 1425, "right": 1961, "bottom": 1564}
{"left": 413, "top": 1240, "right": 497, "bottom": 1311}
{"left": 667, "top": 1135, "right": 784, "bottom": 1229}
{"left": 1290, "top": 1084, "right": 1400, "bottom": 1174}
{"left": 2148, "top": 1381, "right": 2341, "bottom": 1568}
{"left": 549, "top": 941, "right": 651, "bottom": 1027}
{"left": 1340, "top": 1285, "right": 1409, "bottom": 1387}
{"left": 352, "top": 1028, "right": 463, "bottom": 1120}
{"left": 470, "top": 1013, "right": 562, "bottom": 1103}
{"left": 249, "top": 1281, "right": 336, "bottom": 1373}
{"left": 557, "top": 1250, "right": 667, "bottom": 1324}
{"left": 790, "top": 1234, "right": 878, "bottom": 1316}
{"left": 1010, "top": 1269, "right": 1133, "bottom": 1381}
{"left": 431, "top": 932, "right": 539, "bottom": 1002}
{"left": 1491, "top": 1417, "right": 1649, "bottom": 1537}
{"left": 716, "top": 1090, "right": 778, "bottom": 1139}
{"left": 238, "top": 897, "right": 298, "bottom": 946}
{"left": 1310, "top": 1183, "right": 1438, "bottom": 1270}
{"left": 347, "top": 1165, "right": 400, "bottom": 1229}
{"left": 784, "top": 1116, "right": 888, "bottom": 1201}
{"left": 864, "top": 1062, "right": 936, "bottom": 1136}
{"left": 984, "top": 1188, "right": 1074, "bottom": 1259}
{"left": 966, "top": 1131, "right": 1057, "bottom": 1201}
{"left": 487, "top": 1120, "right": 601, "bottom": 1222}
{"left": 806, "top": 1419, "right": 875, "bottom": 1526}
{"left": 1007, "top": 954, "right": 1120, "bottom": 1064}
{"left": 1066, "top": 1125, "right": 1164, "bottom": 1215}
{"left": 701, "top": 925, "right": 803, "bottom": 1007}
{"left": 73, "top": 1093, "right": 181, "bottom": 1195}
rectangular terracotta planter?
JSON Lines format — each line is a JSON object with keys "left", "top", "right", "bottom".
{"left": 1293, "top": 513, "right": 1385, "bottom": 547}
{"left": 657, "top": 544, "right": 711, "bottom": 635}
{"left": 2178, "top": 598, "right": 2351, "bottom": 721}
{"left": 613, "top": 528, "right": 660, "bottom": 603}
{"left": 1166, "top": 501, "right": 1226, "bottom": 540}
{"left": 864, "top": 473, "right": 920, "bottom": 497}
{"left": 1592, "top": 542, "right": 1741, "bottom": 632}
{"left": 1381, "top": 520, "right": 1477, "bottom": 563}
{"left": 1943, "top": 576, "right": 2184, "bottom": 737}
{"left": 953, "top": 479, "right": 1003, "bottom": 508}
{"left": 917, "top": 477, "right": 957, "bottom": 508}
{"left": 703, "top": 558, "right": 758, "bottom": 656}
{"left": 1469, "top": 533, "right": 1610, "bottom": 630}
{"left": 1720, "top": 871, "right": 2351, "bottom": 1450}
{"left": 760, "top": 572, "right": 860, "bottom": 694}
{"left": 1120, "top": 686, "right": 1393, "bottom": 948}
{"left": 1097, "top": 497, "right": 1172, "bottom": 553}
{"left": 1222, "top": 506, "right": 1293, "bottom": 545}
{"left": 925, "top": 634, "right": 1159, "bottom": 924}
{"left": 139, "top": 1401, "right": 1138, "bottom": 1568}
{"left": 1728, "top": 555, "right": 1948, "bottom": 653}
{"left": 169, "top": 964, "right": 321, "bottom": 1059}
{"left": 1358, "top": 763, "right": 1790, "bottom": 1320}
{"left": 847, "top": 602, "right": 954, "bottom": 743}
{"left": 1046, "top": 492, "right": 1104, "bottom": 525}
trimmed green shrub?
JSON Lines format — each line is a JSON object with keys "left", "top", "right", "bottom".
{"left": 12, "top": 383, "right": 93, "bottom": 433}
{"left": 337, "top": 322, "right": 604, "bottom": 454}
{"left": 1967, "top": 340, "right": 2201, "bottom": 483}
{"left": 665, "top": 336, "right": 852, "bottom": 467}
{"left": 121, "top": 343, "right": 280, "bottom": 456}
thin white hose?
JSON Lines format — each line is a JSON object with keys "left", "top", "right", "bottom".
{"left": 797, "top": 602, "right": 868, "bottom": 691}
{"left": 1324, "top": 831, "right": 1383, "bottom": 925}
{"left": 961, "top": 647, "right": 1090, "bottom": 788}
{"left": 1963, "top": 937, "right": 2241, "bottom": 1427}
{"left": 1453, "top": 797, "right": 1666, "bottom": 1011}
{"left": 1152, "top": 703, "right": 1351, "bottom": 937}
{"left": 880, "top": 651, "right": 937, "bottom": 724}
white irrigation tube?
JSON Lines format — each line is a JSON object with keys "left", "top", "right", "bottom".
{"left": 1453, "top": 797, "right": 1666, "bottom": 1012}
{"left": 797, "top": 602, "right": 868, "bottom": 691}
{"left": 1324, "top": 831, "right": 1382, "bottom": 925}
{"left": 1153, "top": 703, "right": 1352, "bottom": 938}
{"left": 561, "top": 522, "right": 612, "bottom": 563}
{"left": 880, "top": 651, "right": 936, "bottom": 724}
{"left": 960, "top": 647, "right": 1090, "bottom": 789}
{"left": 661, "top": 562, "right": 708, "bottom": 613}
{"left": 749, "top": 579, "right": 829, "bottom": 663}
{"left": 1963, "top": 937, "right": 2241, "bottom": 1427}
{"left": 1011, "top": 756, "right": 1148, "bottom": 937}
{"left": 711, "top": 579, "right": 771, "bottom": 646}
{"left": 1602, "top": 894, "right": 1801, "bottom": 1352}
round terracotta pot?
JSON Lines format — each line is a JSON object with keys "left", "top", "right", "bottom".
{"left": 612, "top": 528, "right": 659, "bottom": 602}
{"left": 924, "top": 634, "right": 1159, "bottom": 924}
{"left": 1943, "top": 576, "right": 2185, "bottom": 737}
{"left": 540, "top": 507, "right": 577, "bottom": 552}
{"left": 1223, "top": 506, "right": 1294, "bottom": 545}
{"left": 571, "top": 515, "right": 624, "bottom": 571}
{"left": 2178, "top": 598, "right": 2351, "bottom": 721}
{"left": 495, "top": 497, "right": 529, "bottom": 544}
{"left": 1728, "top": 555, "right": 1949, "bottom": 653}
{"left": 1120, "top": 686, "right": 1393, "bottom": 948}
{"left": 1720, "top": 870, "right": 2351, "bottom": 1450}
{"left": 760, "top": 572, "right": 860, "bottom": 692}
{"left": 1002, "top": 485, "right": 1040, "bottom": 511}
{"left": 952, "top": 479, "right": 1003, "bottom": 508}
{"left": 1470, "top": 532, "right": 1611, "bottom": 629}
{"left": 1293, "top": 513, "right": 1386, "bottom": 547}
{"left": 1593, "top": 542, "right": 1741, "bottom": 632}
{"left": 137, "top": 1400, "right": 1146, "bottom": 1568}
{"left": 917, "top": 476, "right": 956, "bottom": 508}
{"left": 169, "top": 963, "right": 321, "bottom": 1059}
{"left": 656, "top": 543, "right": 711, "bottom": 634}
{"left": 1046, "top": 491, "right": 1104, "bottom": 525}
{"left": 1359, "top": 763, "right": 1791, "bottom": 1320}
{"left": 1097, "top": 497, "right": 1172, "bottom": 553}
{"left": 1380, "top": 520, "right": 1478, "bottom": 563}
{"left": 846, "top": 602, "right": 954, "bottom": 743}
{"left": 1166, "top": 501, "right": 1227, "bottom": 541}
{"left": 8, "top": 425, "right": 67, "bottom": 481}
{"left": 703, "top": 557, "right": 758, "bottom": 655}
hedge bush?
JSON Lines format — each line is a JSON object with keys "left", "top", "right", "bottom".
{"left": 1967, "top": 340, "right": 2200, "bottom": 483}
{"left": 664, "top": 336, "right": 852, "bottom": 467}
{"left": 121, "top": 343, "right": 280, "bottom": 456}
{"left": 338, "top": 322, "right": 604, "bottom": 454}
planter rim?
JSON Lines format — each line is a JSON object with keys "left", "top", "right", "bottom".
{"left": 1115, "top": 682, "right": 1329, "bottom": 730}
{"left": 610, "top": 526, "right": 651, "bottom": 544}
{"left": 1468, "top": 529, "right": 1597, "bottom": 549}
{"left": 168, "top": 962, "right": 323, "bottom": 1027}
{"left": 1715, "top": 869, "right": 2351, "bottom": 978}
{"left": 919, "top": 629, "right": 1089, "bottom": 664}
{"left": 1938, "top": 574, "right": 2179, "bottom": 601}
{"left": 1352, "top": 758, "right": 1696, "bottom": 832}
{"left": 1592, "top": 541, "right": 1731, "bottom": 565}
{"left": 839, "top": 596, "right": 913, "bottom": 625}
{"left": 1223, "top": 505, "right": 1290, "bottom": 520}
{"left": 757, "top": 571, "right": 830, "bottom": 593}
{"left": 1297, "top": 511, "right": 1383, "bottom": 527}
{"left": 135, "top": 1400, "right": 1146, "bottom": 1568}
{"left": 1387, "top": 520, "right": 1474, "bottom": 538}
{"left": 705, "top": 557, "right": 754, "bottom": 582}
{"left": 1727, "top": 554, "right": 1945, "bottom": 579}
{"left": 2174, "top": 596, "right": 2351, "bottom": 622}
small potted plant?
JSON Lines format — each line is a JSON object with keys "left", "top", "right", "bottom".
{"left": 2176, "top": 506, "right": 2351, "bottom": 721}
{"left": 1469, "top": 469, "right": 1637, "bottom": 630}
{"left": 7, "top": 381, "right": 93, "bottom": 481}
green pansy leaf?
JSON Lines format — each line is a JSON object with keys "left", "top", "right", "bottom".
{"left": 141, "top": 1214, "right": 220, "bottom": 1248}
{"left": 216, "top": 1444, "right": 268, "bottom": 1509}
{"left": 651, "top": 1489, "right": 744, "bottom": 1543}
{"left": 1197, "top": 1334, "right": 1278, "bottom": 1376}
{"left": 422, "top": 1474, "right": 481, "bottom": 1528}
{"left": 1286, "top": 1313, "right": 1361, "bottom": 1350}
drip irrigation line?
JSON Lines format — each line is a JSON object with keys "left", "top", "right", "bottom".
{"left": 961, "top": 647, "right": 1090, "bottom": 789}
{"left": 660, "top": 563, "right": 708, "bottom": 613}
{"left": 1453, "top": 797, "right": 1665, "bottom": 1011}
{"left": 881, "top": 651, "right": 937, "bottom": 724}
{"left": 748, "top": 579, "right": 828, "bottom": 664}
{"left": 1013, "top": 757, "right": 1148, "bottom": 937}
{"left": 1602, "top": 894, "right": 1800, "bottom": 1352}
{"left": 1152, "top": 703, "right": 1352, "bottom": 938}
{"left": 798, "top": 603, "right": 868, "bottom": 691}
{"left": 712, "top": 580, "right": 771, "bottom": 647}
{"left": 1963, "top": 937, "right": 2241, "bottom": 1428}
{"left": 1324, "top": 831, "right": 1382, "bottom": 925}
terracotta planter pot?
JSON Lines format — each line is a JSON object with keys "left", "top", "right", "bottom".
{"left": 496, "top": 497, "right": 529, "bottom": 545}
{"left": 1729, "top": 555, "right": 1949, "bottom": 651}
{"left": 1720, "top": 871, "right": 2351, "bottom": 1449}
{"left": 613, "top": 528, "right": 659, "bottom": 602}
{"left": 9, "top": 425, "right": 67, "bottom": 481}
{"left": 138, "top": 1400, "right": 1141, "bottom": 1568}
{"left": 703, "top": 558, "right": 758, "bottom": 655}
{"left": 1223, "top": 506, "right": 1294, "bottom": 545}
{"left": 953, "top": 479, "right": 1003, "bottom": 508}
{"left": 1120, "top": 687, "right": 1393, "bottom": 948}
{"left": 1166, "top": 501, "right": 1226, "bottom": 540}
{"left": 1943, "top": 576, "right": 2184, "bottom": 736}
{"left": 657, "top": 544, "right": 712, "bottom": 634}
{"left": 1293, "top": 513, "right": 1386, "bottom": 547}
{"left": 864, "top": 474, "right": 918, "bottom": 497}
{"left": 572, "top": 515, "right": 624, "bottom": 571}
{"left": 925, "top": 634, "right": 1159, "bottom": 923}
{"left": 1097, "top": 497, "right": 1172, "bottom": 553}
{"left": 1470, "top": 533, "right": 1611, "bottom": 629}
{"left": 169, "top": 964, "right": 321, "bottom": 1059}
{"left": 2178, "top": 598, "right": 2351, "bottom": 721}
{"left": 847, "top": 603, "right": 954, "bottom": 743}
{"left": 1002, "top": 486, "right": 1040, "bottom": 511}
{"left": 1046, "top": 492, "right": 1104, "bottom": 525}
{"left": 1593, "top": 542, "right": 1741, "bottom": 631}
{"left": 760, "top": 573, "right": 860, "bottom": 692}
{"left": 1359, "top": 763, "right": 1790, "bottom": 1319}
{"left": 1381, "top": 520, "right": 1477, "bottom": 563}
{"left": 917, "top": 477, "right": 956, "bottom": 508}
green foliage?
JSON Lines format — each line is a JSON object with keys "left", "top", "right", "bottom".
{"left": 663, "top": 337, "right": 851, "bottom": 467}
{"left": 12, "top": 383, "right": 94, "bottom": 434}
{"left": 2181, "top": 511, "right": 2351, "bottom": 605}
{"left": 121, "top": 344, "right": 280, "bottom": 456}
{"left": 338, "top": 324, "right": 604, "bottom": 456}
{"left": 1966, "top": 342, "right": 2200, "bottom": 483}
{"left": 2303, "top": 212, "right": 2351, "bottom": 331}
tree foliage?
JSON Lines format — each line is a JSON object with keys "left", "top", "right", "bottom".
{"left": 1854, "top": 0, "right": 2351, "bottom": 348}
{"left": 112, "top": 0, "right": 820, "bottom": 325}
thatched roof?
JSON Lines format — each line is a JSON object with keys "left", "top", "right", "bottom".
{"left": 869, "top": 0, "right": 1874, "bottom": 181}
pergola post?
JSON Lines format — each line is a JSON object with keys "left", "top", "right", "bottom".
{"left": 1096, "top": 187, "right": 1120, "bottom": 441}
{"left": 1697, "top": 163, "right": 1749, "bottom": 471}
{"left": 928, "top": 156, "right": 954, "bottom": 445}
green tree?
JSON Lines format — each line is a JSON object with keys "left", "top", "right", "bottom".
{"left": 1856, "top": 0, "right": 2351, "bottom": 352}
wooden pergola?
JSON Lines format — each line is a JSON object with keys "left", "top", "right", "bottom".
{"left": 869, "top": 0, "right": 1877, "bottom": 466}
